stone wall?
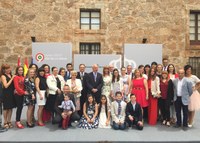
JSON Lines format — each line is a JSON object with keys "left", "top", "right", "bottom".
{"left": 0, "top": 0, "right": 200, "bottom": 69}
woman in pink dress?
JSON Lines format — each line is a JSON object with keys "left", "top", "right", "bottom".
{"left": 130, "top": 69, "right": 148, "bottom": 119}
{"left": 184, "top": 65, "right": 200, "bottom": 127}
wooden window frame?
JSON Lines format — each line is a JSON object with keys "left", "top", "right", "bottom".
{"left": 190, "top": 11, "right": 200, "bottom": 45}
{"left": 80, "top": 9, "right": 101, "bottom": 30}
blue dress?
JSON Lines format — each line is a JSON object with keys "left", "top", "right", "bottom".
{"left": 78, "top": 104, "right": 99, "bottom": 129}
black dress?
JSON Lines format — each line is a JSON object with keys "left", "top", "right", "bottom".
{"left": 2, "top": 74, "right": 16, "bottom": 109}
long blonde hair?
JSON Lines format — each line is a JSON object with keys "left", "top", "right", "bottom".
{"left": 26, "top": 68, "right": 36, "bottom": 82}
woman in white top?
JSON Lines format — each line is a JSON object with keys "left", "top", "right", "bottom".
{"left": 184, "top": 65, "right": 200, "bottom": 127}
{"left": 101, "top": 66, "right": 112, "bottom": 104}
{"left": 66, "top": 70, "right": 82, "bottom": 111}
{"left": 120, "top": 67, "right": 131, "bottom": 102}
{"left": 110, "top": 68, "right": 123, "bottom": 101}
{"left": 46, "top": 67, "right": 65, "bottom": 117}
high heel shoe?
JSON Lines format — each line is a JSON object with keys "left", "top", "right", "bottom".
{"left": 162, "top": 120, "right": 166, "bottom": 125}
{"left": 37, "top": 122, "right": 45, "bottom": 126}
{"left": 15, "top": 122, "right": 24, "bottom": 129}
{"left": 8, "top": 122, "right": 13, "bottom": 128}
{"left": 26, "top": 122, "right": 35, "bottom": 128}
{"left": 166, "top": 121, "right": 171, "bottom": 127}
{"left": 4, "top": 123, "right": 9, "bottom": 129}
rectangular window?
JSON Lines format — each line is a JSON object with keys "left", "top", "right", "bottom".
{"left": 188, "top": 57, "right": 200, "bottom": 78}
{"left": 190, "top": 11, "right": 200, "bottom": 44}
{"left": 80, "top": 43, "right": 101, "bottom": 54}
{"left": 80, "top": 9, "right": 100, "bottom": 30}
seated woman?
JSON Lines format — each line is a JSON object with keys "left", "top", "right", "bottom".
{"left": 111, "top": 91, "right": 127, "bottom": 130}
{"left": 78, "top": 95, "right": 99, "bottom": 129}
{"left": 126, "top": 94, "right": 143, "bottom": 130}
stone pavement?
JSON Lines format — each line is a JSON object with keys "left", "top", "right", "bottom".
{"left": 0, "top": 107, "right": 199, "bottom": 143}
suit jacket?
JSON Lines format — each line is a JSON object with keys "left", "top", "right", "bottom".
{"left": 126, "top": 102, "right": 142, "bottom": 122}
{"left": 86, "top": 72, "right": 103, "bottom": 97}
{"left": 64, "top": 71, "right": 71, "bottom": 81}
{"left": 173, "top": 77, "right": 193, "bottom": 105}
{"left": 77, "top": 72, "right": 88, "bottom": 90}
{"left": 111, "top": 100, "right": 127, "bottom": 123}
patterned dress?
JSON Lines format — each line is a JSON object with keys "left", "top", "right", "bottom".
{"left": 101, "top": 76, "right": 112, "bottom": 103}
{"left": 24, "top": 78, "right": 36, "bottom": 106}
{"left": 79, "top": 104, "right": 99, "bottom": 129}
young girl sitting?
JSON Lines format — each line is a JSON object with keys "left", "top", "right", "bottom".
{"left": 98, "top": 95, "right": 111, "bottom": 128}
{"left": 78, "top": 95, "right": 99, "bottom": 129}
{"left": 58, "top": 95, "right": 75, "bottom": 129}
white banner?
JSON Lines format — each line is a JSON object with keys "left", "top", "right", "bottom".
{"left": 124, "top": 44, "right": 162, "bottom": 69}
{"left": 32, "top": 42, "right": 72, "bottom": 69}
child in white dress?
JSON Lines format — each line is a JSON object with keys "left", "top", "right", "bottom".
{"left": 98, "top": 95, "right": 111, "bottom": 128}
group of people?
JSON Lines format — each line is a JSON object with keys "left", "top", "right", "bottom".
{"left": 0, "top": 58, "right": 200, "bottom": 131}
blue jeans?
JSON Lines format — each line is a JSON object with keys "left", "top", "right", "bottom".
{"left": 113, "top": 121, "right": 126, "bottom": 130}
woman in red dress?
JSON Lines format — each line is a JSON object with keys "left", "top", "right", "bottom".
{"left": 148, "top": 68, "right": 161, "bottom": 125}
{"left": 130, "top": 69, "right": 148, "bottom": 119}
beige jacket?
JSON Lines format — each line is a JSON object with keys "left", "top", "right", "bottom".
{"left": 111, "top": 100, "right": 127, "bottom": 123}
{"left": 150, "top": 76, "right": 161, "bottom": 97}
{"left": 66, "top": 79, "right": 83, "bottom": 98}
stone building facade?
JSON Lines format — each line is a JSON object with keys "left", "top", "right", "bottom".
{"left": 0, "top": 0, "right": 200, "bottom": 74}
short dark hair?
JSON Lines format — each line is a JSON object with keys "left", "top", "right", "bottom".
{"left": 151, "top": 62, "right": 157, "bottom": 66}
{"left": 66, "top": 63, "right": 73, "bottom": 67}
{"left": 138, "top": 65, "right": 144, "bottom": 69}
{"left": 162, "top": 58, "right": 168, "bottom": 61}
{"left": 130, "top": 94, "right": 136, "bottom": 98}
{"left": 51, "top": 67, "right": 57, "bottom": 72}
{"left": 115, "top": 91, "right": 122, "bottom": 96}
{"left": 184, "top": 65, "right": 193, "bottom": 74}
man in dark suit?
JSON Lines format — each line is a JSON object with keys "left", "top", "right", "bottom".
{"left": 126, "top": 94, "right": 143, "bottom": 130}
{"left": 86, "top": 64, "right": 103, "bottom": 104}
{"left": 64, "top": 63, "right": 73, "bottom": 81}
{"left": 76, "top": 64, "right": 88, "bottom": 116}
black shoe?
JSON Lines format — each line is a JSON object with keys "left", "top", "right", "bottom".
{"left": 26, "top": 122, "right": 35, "bottom": 128}
{"left": 71, "top": 121, "right": 78, "bottom": 127}
{"left": 173, "top": 124, "right": 181, "bottom": 128}
{"left": 182, "top": 126, "right": 188, "bottom": 131}
{"left": 0, "top": 127, "right": 8, "bottom": 133}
